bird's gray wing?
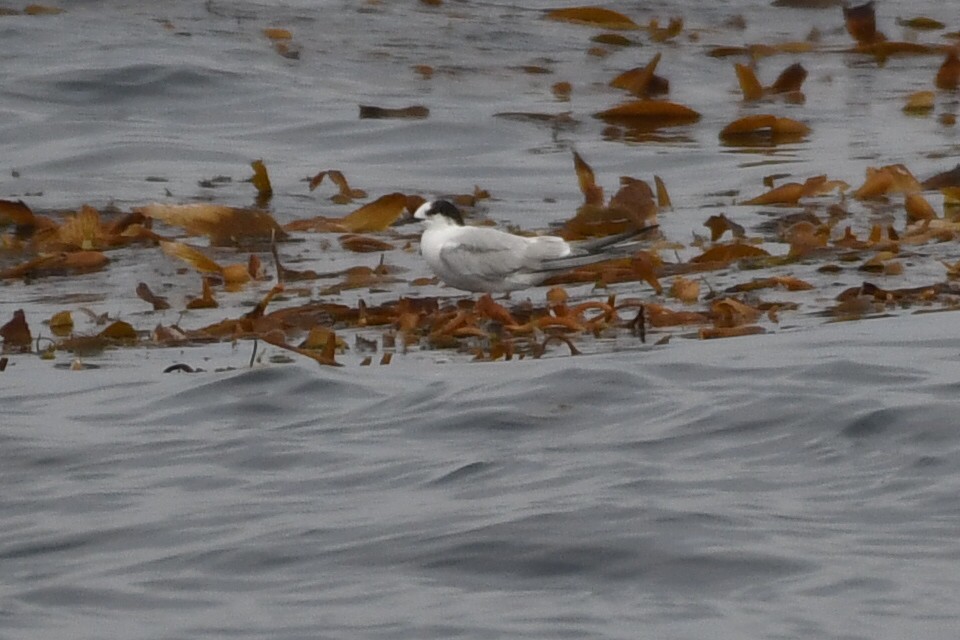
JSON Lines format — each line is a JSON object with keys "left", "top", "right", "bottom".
{"left": 437, "top": 227, "right": 534, "bottom": 282}
{"left": 567, "top": 223, "right": 659, "bottom": 254}
{"left": 537, "top": 223, "right": 660, "bottom": 271}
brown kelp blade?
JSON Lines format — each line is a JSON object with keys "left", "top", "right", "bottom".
{"left": 734, "top": 63, "right": 763, "bottom": 101}
{"left": 544, "top": 6, "right": 639, "bottom": 30}
{"left": 596, "top": 100, "right": 701, "bottom": 128}
{"left": 139, "top": 203, "right": 288, "bottom": 246}
{"left": 610, "top": 53, "right": 669, "bottom": 98}
{"left": 572, "top": 150, "right": 604, "bottom": 206}
{"left": 843, "top": 1, "right": 880, "bottom": 45}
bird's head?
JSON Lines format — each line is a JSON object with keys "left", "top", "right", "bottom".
{"left": 413, "top": 199, "right": 465, "bottom": 226}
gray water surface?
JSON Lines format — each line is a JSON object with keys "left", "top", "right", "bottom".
{"left": 4, "top": 316, "right": 960, "bottom": 639}
{"left": 3, "top": 1, "right": 960, "bottom": 638}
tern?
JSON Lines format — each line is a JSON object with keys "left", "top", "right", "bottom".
{"left": 413, "top": 199, "right": 657, "bottom": 293}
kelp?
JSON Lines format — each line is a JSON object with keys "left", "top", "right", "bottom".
{"left": 6, "top": 1, "right": 960, "bottom": 371}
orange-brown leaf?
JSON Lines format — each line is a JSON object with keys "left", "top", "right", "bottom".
{"left": 57, "top": 205, "right": 106, "bottom": 250}
{"left": 561, "top": 205, "right": 631, "bottom": 239}
{"left": 711, "top": 298, "right": 762, "bottom": 328}
{"left": 854, "top": 165, "right": 921, "bottom": 200}
{"left": 1, "top": 309, "right": 32, "bottom": 349}
{"left": 339, "top": 234, "right": 395, "bottom": 253}
{"left": 720, "top": 113, "right": 776, "bottom": 135}
{"left": 743, "top": 182, "right": 806, "bottom": 206}
{"left": 337, "top": 193, "right": 408, "bottom": 233}
{"left": 703, "top": 214, "right": 745, "bottom": 241}
{"left": 250, "top": 160, "right": 273, "bottom": 200}
{"left": 854, "top": 168, "right": 894, "bottom": 200}
{"left": 186, "top": 277, "right": 218, "bottom": 309}
{"left": 727, "top": 276, "right": 814, "bottom": 292}
{"left": 263, "top": 28, "right": 292, "bottom": 40}
{"left": 48, "top": 310, "right": 74, "bottom": 336}
{"left": 299, "top": 326, "right": 347, "bottom": 353}
{"left": 609, "top": 178, "right": 657, "bottom": 226}
{"left": 921, "top": 166, "right": 960, "bottom": 190}
{"left": 596, "top": 100, "right": 700, "bottom": 125}
{"left": 610, "top": 53, "right": 667, "bottom": 98}
{"left": 139, "top": 203, "right": 288, "bottom": 245}
{"left": 734, "top": 63, "right": 763, "bottom": 100}
{"left": 645, "top": 303, "right": 708, "bottom": 327}
{"left": 0, "top": 199, "right": 37, "bottom": 227}
{"left": 720, "top": 114, "right": 810, "bottom": 140}
{"left": 699, "top": 325, "right": 766, "bottom": 339}
{"left": 690, "top": 243, "right": 770, "bottom": 264}
{"left": 552, "top": 81, "right": 572, "bottom": 100}
{"left": 856, "top": 41, "right": 936, "bottom": 57}
{"left": 843, "top": 1, "right": 879, "bottom": 45}
{"left": 99, "top": 320, "right": 137, "bottom": 341}
{"left": 23, "top": 4, "right": 64, "bottom": 15}
{"left": 572, "top": 150, "right": 604, "bottom": 206}
{"left": 159, "top": 240, "right": 223, "bottom": 274}
{"left": 669, "top": 276, "right": 700, "bottom": 303}
{"left": 654, "top": 175, "right": 671, "bottom": 209}
{"left": 936, "top": 50, "right": 960, "bottom": 90}
{"left": 358, "top": 105, "right": 429, "bottom": 119}
{"left": 309, "top": 169, "right": 368, "bottom": 202}
{"left": 905, "top": 192, "right": 937, "bottom": 222}
{"left": 545, "top": 6, "right": 639, "bottom": 30}
{"left": 903, "top": 90, "right": 935, "bottom": 114}
{"left": 263, "top": 331, "right": 340, "bottom": 367}
{"left": 942, "top": 187, "right": 960, "bottom": 204}
{"left": 60, "top": 251, "right": 109, "bottom": 272}
{"left": 784, "top": 221, "right": 829, "bottom": 256}
{"left": 897, "top": 16, "right": 945, "bottom": 30}
{"left": 648, "top": 17, "right": 682, "bottom": 42}
{"left": 770, "top": 63, "right": 807, "bottom": 94}
{"left": 475, "top": 294, "right": 517, "bottom": 325}
{"left": 222, "top": 263, "right": 252, "bottom": 285}
{"left": 136, "top": 282, "right": 171, "bottom": 310}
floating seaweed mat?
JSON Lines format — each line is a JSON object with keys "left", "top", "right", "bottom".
{"left": 1, "top": 200, "right": 150, "bottom": 252}
{"left": 544, "top": 6, "right": 639, "bottom": 30}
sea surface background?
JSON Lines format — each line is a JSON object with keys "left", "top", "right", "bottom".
{"left": 3, "top": 1, "right": 960, "bottom": 638}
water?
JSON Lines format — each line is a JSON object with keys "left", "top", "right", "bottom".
{"left": 4, "top": 317, "right": 960, "bottom": 639}
{"left": 3, "top": 1, "right": 960, "bottom": 638}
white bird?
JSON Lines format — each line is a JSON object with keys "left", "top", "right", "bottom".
{"left": 413, "top": 199, "right": 657, "bottom": 293}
